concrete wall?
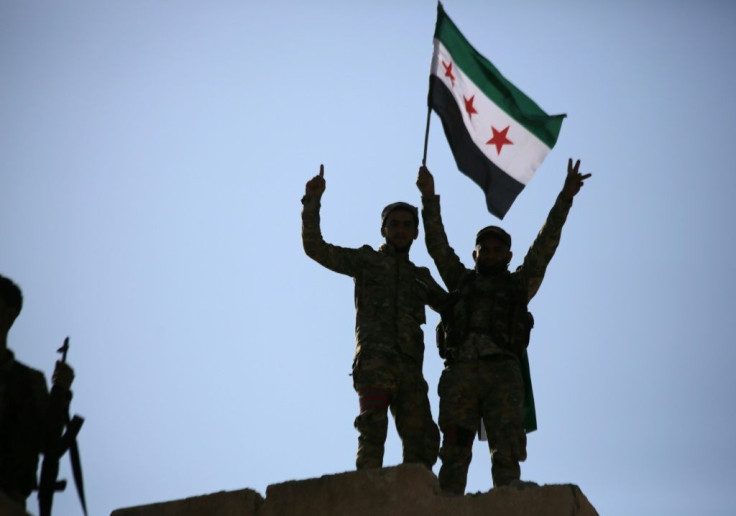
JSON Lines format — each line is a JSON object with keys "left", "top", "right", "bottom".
{"left": 112, "top": 464, "right": 599, "bottom": 516}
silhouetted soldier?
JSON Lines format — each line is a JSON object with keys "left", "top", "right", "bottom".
{"left": 416, "top": 159, "right": 591, "bottom": 494}
{"left": 302, "top": 165, "right": 447, "bottom": 470}
{"left": 0, "top": 275, "right": 74, "bottom": 510}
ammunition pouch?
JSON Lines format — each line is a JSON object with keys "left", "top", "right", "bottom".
{"left": 506, "top": 311, "right": 534, "bottom": 358}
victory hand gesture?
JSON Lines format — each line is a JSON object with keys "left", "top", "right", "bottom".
{"left": 562, "top": 158, "right": 591, "bottom": 201}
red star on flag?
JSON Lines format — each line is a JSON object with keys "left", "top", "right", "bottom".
{"left": 486, "top": 125, "right": 513, "bottom": 154}
{"left": 463, "top": 95, "right": 478, "bottom": 119}
{"left": 441, "top": 60, "right": 455, "bottom": 86}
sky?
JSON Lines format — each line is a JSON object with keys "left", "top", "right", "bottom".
{"left": 2, "top": 1, "right": 735, "bottom": 515}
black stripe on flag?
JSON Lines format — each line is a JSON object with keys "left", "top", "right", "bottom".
{"left": 429, "top": 75, "right": 524, "bottom": 219}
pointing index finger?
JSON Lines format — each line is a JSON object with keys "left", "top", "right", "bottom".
{"left": 319, "top": 164, "right": 324, "bottom": 177}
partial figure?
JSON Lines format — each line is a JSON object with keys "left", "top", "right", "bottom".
{"left": 416, "top": 159, "right": 591, "bottom": 494}
{"left": 302, "top": 164, "right": 447, "bottom": 470}
{"left": 0, "top": 275, "right": 74, "bottom": 510}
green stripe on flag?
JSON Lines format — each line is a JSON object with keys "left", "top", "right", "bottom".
{"left": 433, "top": 4, "right": 565, "bottom": 148}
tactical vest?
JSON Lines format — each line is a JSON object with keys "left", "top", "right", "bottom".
{"left": 436, "top": 270, "right": 534, "bottom": 361}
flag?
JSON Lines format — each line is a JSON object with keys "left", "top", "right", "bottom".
{"left": 428, "top": 3, "right": 566, "bottom": 219}
{"left": 479, "top": 350, "right": 537, "bottom": 438}
{"left": 520, "top": 350, "right": 537, "bottom": 433}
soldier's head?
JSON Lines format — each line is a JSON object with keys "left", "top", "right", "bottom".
{"left": 0, "top": 274, "right": 23, "bottom": 338}
{"left": 380, "top": 202, "right": 419, "bottom": 253}
{"left": 473, "top": 226, "right": 512, "bottom": 275}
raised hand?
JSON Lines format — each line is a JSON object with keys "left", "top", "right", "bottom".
{"left": 562, "top": 158, "right": 592, "bottom": 200}
{"left": 416, "top": 166, "right": 436, "bottom": 196}
{"left": 52, "top": 361, "right": 74, "bottom": 391}
{"left": 305, "top": 164, "right": 326, "bottom": 198}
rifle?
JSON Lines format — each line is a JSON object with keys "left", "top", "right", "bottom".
{"left": 37, "top": 337, "right": 88, "bottom": 516}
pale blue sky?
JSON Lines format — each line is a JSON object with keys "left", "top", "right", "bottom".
{"left": 2, "top": 1, "right": 735, "bottom": 515}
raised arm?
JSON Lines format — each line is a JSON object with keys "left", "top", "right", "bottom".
{"left": 417, "top": 166, "right": 469, "bottom": 292}
{"left": 301, "top": 164, "right": 361, "bottom": 276}
{"left": 521, "top": 158, "right": 591, "bottom": 300}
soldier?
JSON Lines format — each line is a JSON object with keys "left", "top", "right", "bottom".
{"left": 416, "top": 159, "right": 591, "bottom": 494}
{"left": 302, "top": 164, "right": 447, "bottom": 470}
{"left": 0, "top": 275, "right": 74, "bottom": 509}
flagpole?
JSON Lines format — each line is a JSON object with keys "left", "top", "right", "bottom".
{"left": 421, "top": 105, "right": 431, "bottom": 166}
{"left": 422, "top": 0, "right": 441, "bottom": 166}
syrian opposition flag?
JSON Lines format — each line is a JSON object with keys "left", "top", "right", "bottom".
{"left": 428, "top": 3, "right": 566, "bottom": 219}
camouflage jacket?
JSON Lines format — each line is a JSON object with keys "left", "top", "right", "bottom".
{"left": 302, "top": 195, "right": 447, "bottom": 367}
{"left": 0, "top": 349, "right": 69, "bottom": 502}
{"left": 422, "top": 194, "right": 573, "bottom": 359}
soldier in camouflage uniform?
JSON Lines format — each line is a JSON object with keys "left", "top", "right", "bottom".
{"left": 302, "top": 165, "right": 447, "bottom": 470}
{"left": 0, "top": 275, "right": 74, "bottom": 508}
{"left": 416, "top": 159, "right": 591, "bottom": 494}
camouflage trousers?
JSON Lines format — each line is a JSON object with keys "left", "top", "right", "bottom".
{"left": 352, "top": 350, "right": 439, "bottom": 470}
{"left": 437, "top": 355, "right": 526, "bottom": 494}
